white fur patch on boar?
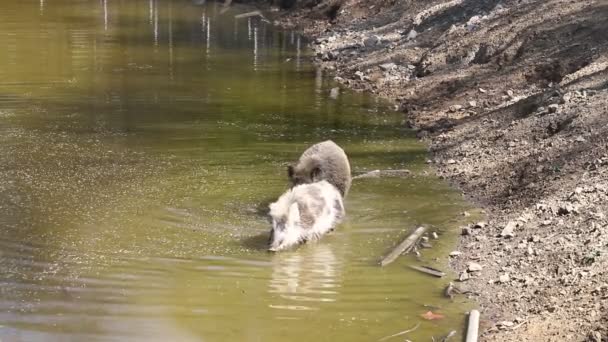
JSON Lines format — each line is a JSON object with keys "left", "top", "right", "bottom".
{"left": 268, "top": 180, "right": 344, "bottom": 252}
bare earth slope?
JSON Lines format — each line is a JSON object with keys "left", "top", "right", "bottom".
{"left": 276, "top": 0, "right": 608, "bottom": 340}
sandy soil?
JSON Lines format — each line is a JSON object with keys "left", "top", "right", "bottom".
{"left": 271, "top": 0, "right": 608, "bottom": 340}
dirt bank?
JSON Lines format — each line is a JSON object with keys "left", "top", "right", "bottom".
{"left": 273, "top": 0, "right": 608, "bottom": 340}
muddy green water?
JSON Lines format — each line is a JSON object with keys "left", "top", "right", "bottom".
{"left": 0, "top": 1, "right": 475, "bottom": 341}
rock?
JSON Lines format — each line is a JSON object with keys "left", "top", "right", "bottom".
{"left": 379, "top": 62, "right": 397, "bottom": 71}
{"left": 447, "top": 159, "right": 457, "bottom": 164}
{"left": 479, "top": 88, "right": 487, "bottom": 93}
{"left": 468, "top": 100, "right": 477, "bottom": 108}
{"left": 500, "top": 221, "right": 517, "bottom": 238}
{"left": 506, "top": 89, "right": 514, "bottom": 97}
{"left": 557, "top": 203, "right": 576, "bottom": 215}
{"left": 499, "top": 273, "right": 510, "bottom": 283}
{"left": 575, "top": 136, "right": 586, "bottom": 143}
{"left": 431, "top": 232, "right": 439, "bottom": 239}
{"left": 548, "top": 104, "right": 559, "bottom": 113}
{"left": 462, "top": 211, "right": 471, "bottom": 217}
{"left": 329, "top": 87, "right": 340, "bottom": 99}
{"left": 363, "top": 35, "right": 379, "bottom": 47}
{"left": 467, "top": 262, "right": 483, "bottom": 272}
{"left": 498, "top": 321, "right": 514, "bottom": 329}
{"left": 449, "top": 251, "right": 462, "bottom": 257}
{"left": 449, "top": 105, "right": 463, "bottom": 112}
{"left": 459, "top": 271, "right": 470, "bottom": 281}
{"left": 462, "top": 227, "right": 472, "bottom": 236}
{"left": 473, "top": 221, "right": 487, "bottom": 229}
{"left": 327, "top": 50, "right": 339, "bottom": 60}
{"left": 405, "top": 29, "right": 417, "bottom": 40}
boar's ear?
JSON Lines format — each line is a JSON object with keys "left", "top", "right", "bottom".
{"left": 287, "top": 165, "right": 295, "bottom": 179}
{"left": 311, "top": 166, "right": 322, "bottom": 182}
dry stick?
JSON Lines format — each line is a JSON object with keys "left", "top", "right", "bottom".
{"left": 465, "top": 310, "right": 480, "bottom": 342}
{"left": 234, "top": 10, "right": 266, "bottom": 20}
{"left": 380, "top": 226, "right": 426, "bottom": 267}
{"left": 409, "top": 265, "right": 446, "bottom": 277}
{"left": 378, "top": 322, "right": 420, "bottom": 342}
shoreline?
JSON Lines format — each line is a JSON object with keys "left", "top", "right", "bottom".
{"left": 271, "top": 0, "right": 608, "bottom": 340}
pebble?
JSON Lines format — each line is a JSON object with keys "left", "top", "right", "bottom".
{"left": 449, "top": 105, "right": 463, "bottom": 112}
{"left": 500, "top": 221, "right": 517, "bottom": 238}
{"left": 548, "top": 104, "right": 559, "bottom": 113}
{"left": 459, "top": 271, "right": 470, "bottom": 281}
{"left": 405, "top": 29, "right": 418, "bottom": 40}
{"left": 473, "top": 221, "right": 486, "bottom": 229}
{"left": 499, "top": 273, "right": 510, "bottom": 283}
{"left": 449, "top": 251, "right": 462, "bottom": 257}
{"left": 468, "top": 100, "right": 477, "bottom": 108}
{"left": 363, "top": 35, "right": 379, "bottom": 47}
{"left": 498, "top": 321, "right": 514, "bottom": 329}
{"left": 379, "top": 62, "right": 397, "bottom": 71}
{"left": 467, "top": 262, "right": 483, "bottom": 272}
{"left": 462, "top": 227, "right": 472, "bottom": 236}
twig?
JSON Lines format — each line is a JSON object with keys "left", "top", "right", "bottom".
{"left": 441, "top": 330, "right": 457, "bottom": 341}
{"left": 409, "top": 265, "right": 445, "bottom": 277}
{"left": 380, "top": 226, "right": 426, "bottom": 266}
{"left": 378, "top": 323, "right": 420, "bottom": 341}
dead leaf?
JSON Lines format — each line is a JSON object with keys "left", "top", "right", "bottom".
{"left": 421, "top": 311, "right": 445, "bottom": 320}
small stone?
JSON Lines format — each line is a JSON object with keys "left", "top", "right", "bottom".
{"left": 548, "top": 104, "right": 559, "bottom": 113}
{"left": 500, "top": 221, "right": 517, "bottom": 238}
{"left": 363, "top": 35, "right": 380, "bottom": 47}
{"left": 447, "top": 159, "right": 457, "bottom": 164}
{"left": 499, "top": 273, "right": 510, "bottom": 283}
{"left": 449, "top": 251, "right": 462, "bottom": 257}
{"left": 379, "top": 62, "right": 397, "bottom": 71}
{"left": 462, "top": 211, "right": 471, "bottom": 217}
{"left": 459, "top": 271, "right": 470, "bottom": 281}
{"left": 407, "top": 64, "right": 416, "bottom": 70}
{"left": 541, "top": 220, "right": 551, "bottom": 226}
{"left": 575, "top": 136, "right": 586, "bottom": 143}
{"left": 506, "top": 89, "right": 514, "bottom": 97}
{"left": 462, "top": 227, "right": 472, "bottom": 236}
{"left": 498, "top": 321, "right": 514, "bottom": 329}
{"left": 473, "top": 221, "right": 486, "bottom": 229}
{"left": 431, "top": 232, "right": 439, "bottom": 239}
{"left": 479, "top": 88, "right": 487, "bottom": 93}
{"left": 468, "top": 100, "right": 477, "bottom": 108}
{"left": 405, "top": 29, "right": 418, "bottom": 40}
{"left": 467, "top": 262, "right": 483, "bottom": 272}
{"left": 558, "top": 203, "right": 576, "bottom": 215}
{"left": 449, "top": 105, "right": 463, "bottom": 112}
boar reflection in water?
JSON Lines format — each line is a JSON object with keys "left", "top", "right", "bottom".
{"left": 268, "top": 244, "right": 339, "bottom": 310}
{"left": 268, "top": 180, "right": 344, "bottom": 252}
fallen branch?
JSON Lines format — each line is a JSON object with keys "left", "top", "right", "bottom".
{"left": 441, "top": 330, "right": 457, "bottom": 342}
{"left": 353, "top": 169, "right": 411, "bottom": 180}
{"left": 465, "top": 310, "right": 480, "bottom": 342}
{"left": 378, "top": 322, "right": 420, "bottom": 341}
{"left": 234, "top": 10, "right": 268, "bottom": 22}
{"left": 409, "top": 265, "right": 445, "bottom": 277}
{"left": 380, "top": 226, "right": 426, "bottom": 266}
